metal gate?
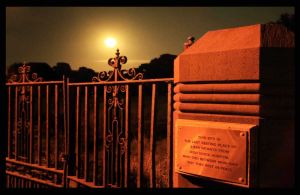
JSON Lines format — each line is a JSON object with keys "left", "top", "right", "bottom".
{"left": 66, "top": 49, "right": 173, "bottom": 188}
{"left": 6, "top": 64, "right": 68, "bottom": 188}
{"left": 6, "top": 49, "right": 173, "bottom": 188}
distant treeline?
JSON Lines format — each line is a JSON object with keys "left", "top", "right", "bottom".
{"left": 6, "top": 54, "right": 176, "bottom": 82}
{"left": 272, "top": 13, "right": 295, "bottom": 32}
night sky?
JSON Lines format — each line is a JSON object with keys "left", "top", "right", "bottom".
{"left": 6, "top": 7, "right": 294, "bottom": 72}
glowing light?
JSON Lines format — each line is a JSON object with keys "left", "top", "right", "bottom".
{"left": 104, "top": 37, "right": 117, "bottom": 48}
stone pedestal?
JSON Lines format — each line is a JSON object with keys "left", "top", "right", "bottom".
{"left": 173, "top": 24, "right": 294, "bottom": 188}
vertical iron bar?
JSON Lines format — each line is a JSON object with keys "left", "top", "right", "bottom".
{"left": 150, "top": 83, "right": 156, "bottom": 188}
{"left": 114, "top": 88, "right": 118, "bottom": 186}
{"left": 118, "top": 123, "right": 120, "bottom": 187}
{"left": 167, "top": 83, "right": 172, "bottom": 187}
{"left": 29, "top": 86, "right": 33, "bottom": 163}
{"left": 63, "top": 77, "right": 68, "bottom": 188}
{"left": 55, "top": 85, "right": 58, "bottom": 169}
{"left": 137, "top": 84, "right": 143, "bottom": 188}
{"left": 20, "top": 96, "right": 23, "bottom": 159}
{"left": 20, "top": 97, "right": 23, "bottom": 159}
{"left": 66, "top": 78, "right": 70, "bottom": 156}
{"left": 63, "top": 76, "right": 67, "bottom": 155}
{"left": 93, "top": 86, "right": 98, "bottom": 185}
{"left": 111, "top": 118, "right": 114, "bottom": 185}
{"left": 124, "top": 85, "right": 129, "bottom": 187}
{"left": 46, "top": 85, "right": 49, "bottom": 167}
{"left": 76, "top": 86, "right": 80, "bottom": 177}
{"left": 14, "top": 87, "right": 18, "bottom": 160}
{"left": 84, "top": 86, "right": 88, "bottom": 181}
{"left": 103, "top": 86, "right": 107, "bottom": 186}
{"left": 38, "top": 86, "right": 41, "bottom": 165}
{"left": 8, "top": 87, "right": 11, "bottom": 158}
{"left": 111, "top": 88, "right": 115, "bottom": 185}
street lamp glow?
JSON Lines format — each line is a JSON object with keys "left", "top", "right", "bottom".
{"left": 105, "top": 37, "right": 117, "bottom": 48}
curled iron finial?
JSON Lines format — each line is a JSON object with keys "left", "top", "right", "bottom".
{"left": 92, "top": 49, "right": 143, "bottom": 82}
{"left": 116, "top": 48, "right": 120, "bottom": 57}
{"left": 107, "top": 48, "right": 126, "bottom": 69}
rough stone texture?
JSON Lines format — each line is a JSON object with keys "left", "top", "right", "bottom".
{"left": 174, "top": 24, "right": 294, "bottom": 83}
{"left": 173, "top": 23, "right": 294, "bottom": 188}
{"left": 175, "top": 24, "right": 260, "bottom": 83}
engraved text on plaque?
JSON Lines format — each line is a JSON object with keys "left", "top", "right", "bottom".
{"left": 175, "top": 120, "right": 252, "bottom": 185}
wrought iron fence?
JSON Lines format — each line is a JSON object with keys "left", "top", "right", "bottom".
{"left": 6, "top": 64, "right": 68, "bottom": 188}
{"left": 6, "top": 49, "right": 174, "bottom": 188}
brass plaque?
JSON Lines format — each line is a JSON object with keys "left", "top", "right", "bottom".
{"left": 175, "top": 120, "right": 250, "bottom": 185}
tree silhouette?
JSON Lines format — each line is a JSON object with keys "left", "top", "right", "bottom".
{"left": 6, "top": 53, "right": 176, "bottom": 82}
{"left": 6, "top": 62, "right": 97, "bottom": 82}
{"left": 52, "top": 62, "right": 72, "bottom": 80}
{"left": 70, "top": 67, "right": 96, "bottom": 82}
{"left": 269, "top": 13, "right": 295, "bottom": 32}
{"left": 137, "top": 54, "right": 176, "bottom": 79}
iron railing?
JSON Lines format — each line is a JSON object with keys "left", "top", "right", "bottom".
{"left": 6, "top": 50, "right": 174, "bottom": 188}
{"left": 6, "top": 64, "right": 67, "bottom": 188}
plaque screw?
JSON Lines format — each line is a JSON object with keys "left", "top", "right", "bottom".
{"left": 240, "top": 132, "right": 245, "bottom": 137}
{"left": 238, "top": 177, "right": 244, "bottom": 183}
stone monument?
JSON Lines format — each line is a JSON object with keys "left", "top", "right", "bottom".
{"left": 173, "top": 24, "right": 294, "bottom": 188}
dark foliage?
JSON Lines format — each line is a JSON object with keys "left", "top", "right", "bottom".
{"left": 6, "top": 53, "right": 176, "bottom": 82}
{"left": 52, "top": 62, "right": 72, "bottom": 80}
{"left": 137, "top": 54, "right": 176, "bottom": 79}
{"left": 269, "top": 13, "right": 295, "bottom": 32}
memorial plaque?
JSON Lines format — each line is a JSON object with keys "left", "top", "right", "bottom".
{"left": 175, "top": 120, "right": 253, "bottom": 185}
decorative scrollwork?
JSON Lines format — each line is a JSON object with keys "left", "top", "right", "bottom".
{"left": 119, "top": 137, "right": 126, "bottom": 155}
{"left": 8, "top": 63, "right": 43, "bottom": 162}
{"left": 117, "top": 98, "right": 125, "bottom": 109}
{"left": 120, "top": 68, "right": 144, "bottom": 80}
{"left": 105, "top": 134, "right": 113, "bottom": 151}
{"left": 108, "top": 58, "right": 115, "bottom": 67}
{"left": 119, "top": 85, "right": 126, "bottom": 93}
{"left": 99, "top": 50, "right": 144, "bottom": 185}
{"left": 7, "top": 75, "right": 17, "bottom": 83}
{"left": 119, "top": 56, "right": 127, "bottom": 65}
{"left": 92, "top": 70, "right": 114, "bottom": 82}
{"left": 106, "top": 85, "right": 113, "bottom": 93}
{"left": 8, "top": 63, "right": 43, "bottom": 83}
{"left": 92, "top": 49, "right": 143, "bottom": 82}
{"left": 107, "top": 97, "right": 114, "bottom": 105}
